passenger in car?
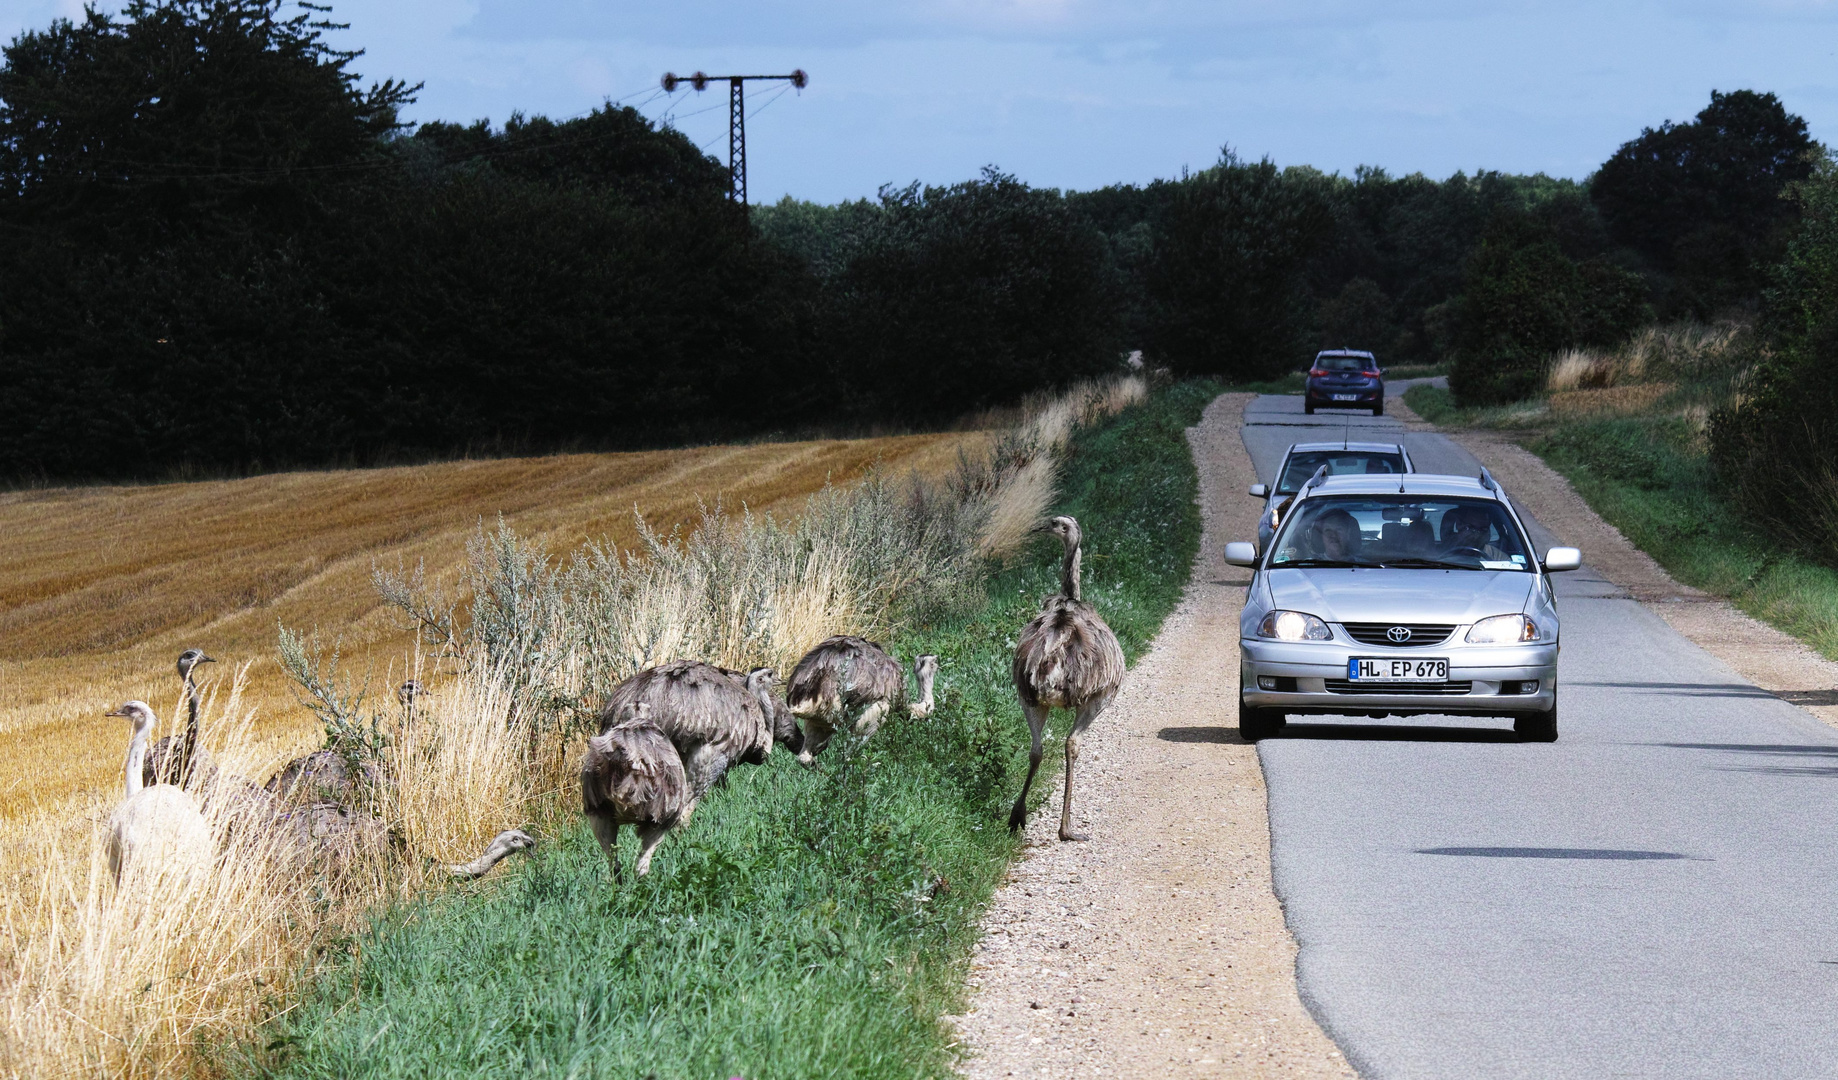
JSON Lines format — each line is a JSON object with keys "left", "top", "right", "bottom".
{"left": 1314, "top": 509, "right": 1363, "bottom": 561}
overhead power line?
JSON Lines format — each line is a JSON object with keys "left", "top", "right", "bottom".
{"left": 658, "top": 69, "right": 806, "bottom": 207}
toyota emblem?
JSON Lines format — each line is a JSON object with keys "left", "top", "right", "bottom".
{"left": 1386, "top": 626, "right": 1413, "bottom": 643}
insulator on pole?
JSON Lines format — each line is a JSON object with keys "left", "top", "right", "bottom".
{"left": 690, "top": 71, "right": 709, "bottom": 92}
{"left": 661, "top": 72, "right": 679, "bottom": 93}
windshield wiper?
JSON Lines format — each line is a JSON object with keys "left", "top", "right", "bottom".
{"left": 1273, "top": 558, "right": 1371, "bottom": 569}
{"left": 1378, "top": 557, "right": 1482, "bottom": 570}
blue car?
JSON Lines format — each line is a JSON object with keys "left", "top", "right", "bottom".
{"left": 1305, "top": 350, "right": 1384, "bottom": 416}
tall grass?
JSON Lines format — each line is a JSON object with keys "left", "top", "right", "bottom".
{"left": 0, "top": 375, "right": 1149, "bottom": 1080}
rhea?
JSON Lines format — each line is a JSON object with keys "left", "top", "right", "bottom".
{"left": 1009, "top": 515, "right": 1124, "bottom": 841}
{"left": 581, "top": 701, "right": 689, "bottom": 879}
{"left": 597, "top": 660, "right": 774, "bottom": 822}
{"left": 143, "top": 648, "right": 215, "bottom": 790}
{"left": 107, "top": 701, "right": 213, "bottom": 887}
{"left": 786, "top": 637, "right": 939, "bottom": 763}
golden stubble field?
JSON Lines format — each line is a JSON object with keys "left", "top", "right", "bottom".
{"left": 0, "top": 431, "right": 987, "bottom": 820}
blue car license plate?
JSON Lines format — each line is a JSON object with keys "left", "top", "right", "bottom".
{"left": 1349, "top": 657, "right": 1448, "bottom": 682}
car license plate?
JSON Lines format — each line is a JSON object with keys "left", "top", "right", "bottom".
{"left": 1332, "top": 393, "right": 1358, "bottom": 401}
{"left": 1349, "top": 657, "right": 1448, "bottom": 682}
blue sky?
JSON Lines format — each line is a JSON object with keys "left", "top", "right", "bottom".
{"left": 4, "top": 1, "right": 1835, "bottom": 204}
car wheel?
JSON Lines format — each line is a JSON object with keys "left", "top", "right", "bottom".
{"left": 1304, "top": 401, "right": 1316, "bottom": 415}
{"left": 1514, "top": 697, "right": 1558, "bottom": 742}
{"left": 1372, "top": 401, "right": 1385, "bottom": 417}
{"left": 1239, "top": 699, "right": 1286, "bottom": 742}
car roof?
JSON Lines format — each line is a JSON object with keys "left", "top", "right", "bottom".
{"left": 1314, "top": 349, "right": 1376, "bottom": 359}
{"left": 1284, "top": 441, "right": 1406, "bottom": 455}
{"left": 1302, "top": 473, "right": 1500, "bottom": 499}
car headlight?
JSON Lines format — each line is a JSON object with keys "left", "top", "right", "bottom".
{"left": 1466, "top": 614, "right": 1538, "bottom": 644}
{"left": 1258, "top": 610, "right": 1332, "bottom": 641}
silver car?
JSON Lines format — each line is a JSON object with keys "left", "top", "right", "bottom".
{"left": 1226, "top": 471, "right": 1581, "bottom": 742}
{"left": 1250, "top": 441, "right": 1414, "bottom": 553}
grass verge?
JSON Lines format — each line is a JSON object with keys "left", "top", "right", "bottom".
{"left": 249, "top": 380, "right": 1218, "bottom": 1079}
{"left": 1530, "top": 416, "right": 1838, "bottom": 660}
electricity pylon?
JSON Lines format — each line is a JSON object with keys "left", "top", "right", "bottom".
{"left": 660, "top": 69, "right": 807, "bottom": 207}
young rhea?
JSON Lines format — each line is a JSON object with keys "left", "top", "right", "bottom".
{"left": 106, "top": 701, "right": 213, "bottom": 887}
{"left": 596, "top": 660, "right": 772, "bottom": 820}
{"left": 581, "top": 701, "right": 690, "bottom": 879}
{"left": 786, "top": 637, "right": 938, "bottom": 763}
{"left": 1010, "top": 515, "right": 1125, "bottom": 841}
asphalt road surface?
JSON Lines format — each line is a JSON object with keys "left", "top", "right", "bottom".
{"left": 1241, "top": 392, "right": 1838, "bottom": 1079}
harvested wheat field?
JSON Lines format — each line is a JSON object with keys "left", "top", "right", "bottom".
{"left": 0, "top": 431, "right": 985, "bottom": 821}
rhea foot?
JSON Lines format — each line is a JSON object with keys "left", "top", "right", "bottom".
{"left": 1058, "top": 827, "right": 1089, "bottom": 842}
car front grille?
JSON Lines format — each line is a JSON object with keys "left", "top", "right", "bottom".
{"left": 1324, "top": 680, "right": 1474, "bottom": 695}
{"left": 1341, "top": 622, "right": 1456, "bottom": 647}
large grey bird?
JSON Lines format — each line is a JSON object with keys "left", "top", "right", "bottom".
{"left": 581, "top": 701, "right": 689, "bottom": 879}
{"left": 444, "top": 829, "right": 537, "bottom": 880}
{"left": 596, "top": 660, "right": 773, "bottom": 820}
{"left": 106, "top": 701, "right": 213, "bottom": 887}
{"left": 1009, "top": 515, "right": 1125, "bottom": 841}
{"left": 785, "top": 637, "right": 939, "bottom": 763}
{"left": 143, "top": 648, "right": 214, "bottom": 791}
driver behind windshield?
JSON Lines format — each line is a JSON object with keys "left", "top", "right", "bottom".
{"left": 1441, "top": 504, "right": 1508, "bottom": 561}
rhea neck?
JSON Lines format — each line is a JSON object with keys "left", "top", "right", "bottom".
{"left": 1058, "top": 532, "right": 1083, "bottom": 602}
{"left": 123, "top": 717, "right": 152, "bottom": 798}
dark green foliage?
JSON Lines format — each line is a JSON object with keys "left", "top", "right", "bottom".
{"left": 1449, "top": 209, "right": 1649, "bottom": 405}
{"left": 251, "top": 381, "right": 1217, "bottom": 1080}
{"left": 1143, "top": 155, "right": 1335, "bottom": 380}
{"left": 816, "top": 170, "right": 1127, "bottom": 421}
{"left": 1710, "top": 150, "right": 1838, "bottom": 563}
{"left": 1592, "top": 90, "right": 1816, "bottom": 316}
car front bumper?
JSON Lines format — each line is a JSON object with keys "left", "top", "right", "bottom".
{"left": 1240, "top": 638, "right": 1557, "bottom": 717}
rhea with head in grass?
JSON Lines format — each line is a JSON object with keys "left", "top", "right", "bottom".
{"left": 786, "top": 636, "right": 938, "bottom": 763}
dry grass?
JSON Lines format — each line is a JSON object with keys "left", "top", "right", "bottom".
{"left": 0, "top": 377, "right": 1145, "bottom": 1080}
{"left": 1548, "top": 383, "right": 1678, "bottom": 417}
{"left": 1546, "top": 322, "right": 1748, "bottom": 392}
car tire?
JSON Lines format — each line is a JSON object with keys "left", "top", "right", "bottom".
{"left": 1304, "top": 401, "right": 1316, "bottom": 415}
{"left": 1514, "top": 697, "right": 1558, "bottom": 742}
{"left": 1240, "top": 699, "right": 1286, "bottom": 743}
{"left": 1372, "top": 401, "right": 1385, "bottom": 417}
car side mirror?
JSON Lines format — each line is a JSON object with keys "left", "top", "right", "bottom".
{"left": 1542, "top": 546, "right": 1581, "bottom": 572}
{"left": 1248, "top": 483, "right": 1268, "bottom": 499}
{"left": 1224, "top": 542, "right": 1259, "bottom": 567}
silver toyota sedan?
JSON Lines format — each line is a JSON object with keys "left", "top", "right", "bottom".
{"left": 1226, "top": 471, "right": 1581, "bottom": 743}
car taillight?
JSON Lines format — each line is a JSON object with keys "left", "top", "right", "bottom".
{"left": 1362, "top": 369, "right": 1380, "bottom": 378}
{"left": 1308, "top": 368, "right": 1327, "bottom": 378}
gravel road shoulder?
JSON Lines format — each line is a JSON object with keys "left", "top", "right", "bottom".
{"left": 951, "top": 393, "right": 1354, "bottom": 1079}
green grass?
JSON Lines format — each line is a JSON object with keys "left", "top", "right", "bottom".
{"left": 248, "top": 381, "right": 1219, "bottom": 1080}
{"left": 1532, "top": 416, "right": 1838, "bottom": 660}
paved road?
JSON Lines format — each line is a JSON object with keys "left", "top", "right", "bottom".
{"left": 1241, "top": 393, "right": 1838, "bottom": 1079}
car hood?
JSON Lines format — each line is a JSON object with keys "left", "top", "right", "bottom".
{"left": 1263, "top": 568, "right": 1536, "bottom": 625}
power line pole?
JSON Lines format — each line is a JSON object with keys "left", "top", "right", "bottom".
{"left": 661, "top": 69, "right": 807, "bottom": 207}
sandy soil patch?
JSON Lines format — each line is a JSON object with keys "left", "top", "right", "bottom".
{"left": 952, "top": 393, "right": 1353, "bottom": 1079}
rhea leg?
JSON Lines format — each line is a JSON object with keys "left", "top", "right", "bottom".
{"left": 852, "top": 700, "right": 890, "bottom": 740}
{"left": 1008, "top": 702, "right": 1050, "bottom": 832}
{"left": 679, "top": 745, "right": 729, "bottom": 822}
{"left": 633, "top": 823, "right": 672, "bottom": 876}
{"left": 1059, "top": 691, "right": 1115, "bottom": 842}
{"left": 589, "top": 815, "right": 622, "bottom": 881}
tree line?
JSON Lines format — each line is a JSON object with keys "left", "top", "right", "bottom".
{"left": 0, "top": 0, "right": 1821, "bottom": 480}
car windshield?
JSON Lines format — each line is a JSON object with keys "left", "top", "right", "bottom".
{"left": 1276, "top": 451, "right": 1406, "bottom": 494}
{"left": 1314, "top": 356, "right": 1370, "bottom": 372}
{"left": 1268, "top": 495, "right": 1533, "bottom": 571}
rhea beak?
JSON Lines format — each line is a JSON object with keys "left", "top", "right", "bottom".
{"left": 200, "top": 655, "right": 217, "bottom": 665}
{"left": 105, "top": 706, "right": 127, "bottom": 717}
